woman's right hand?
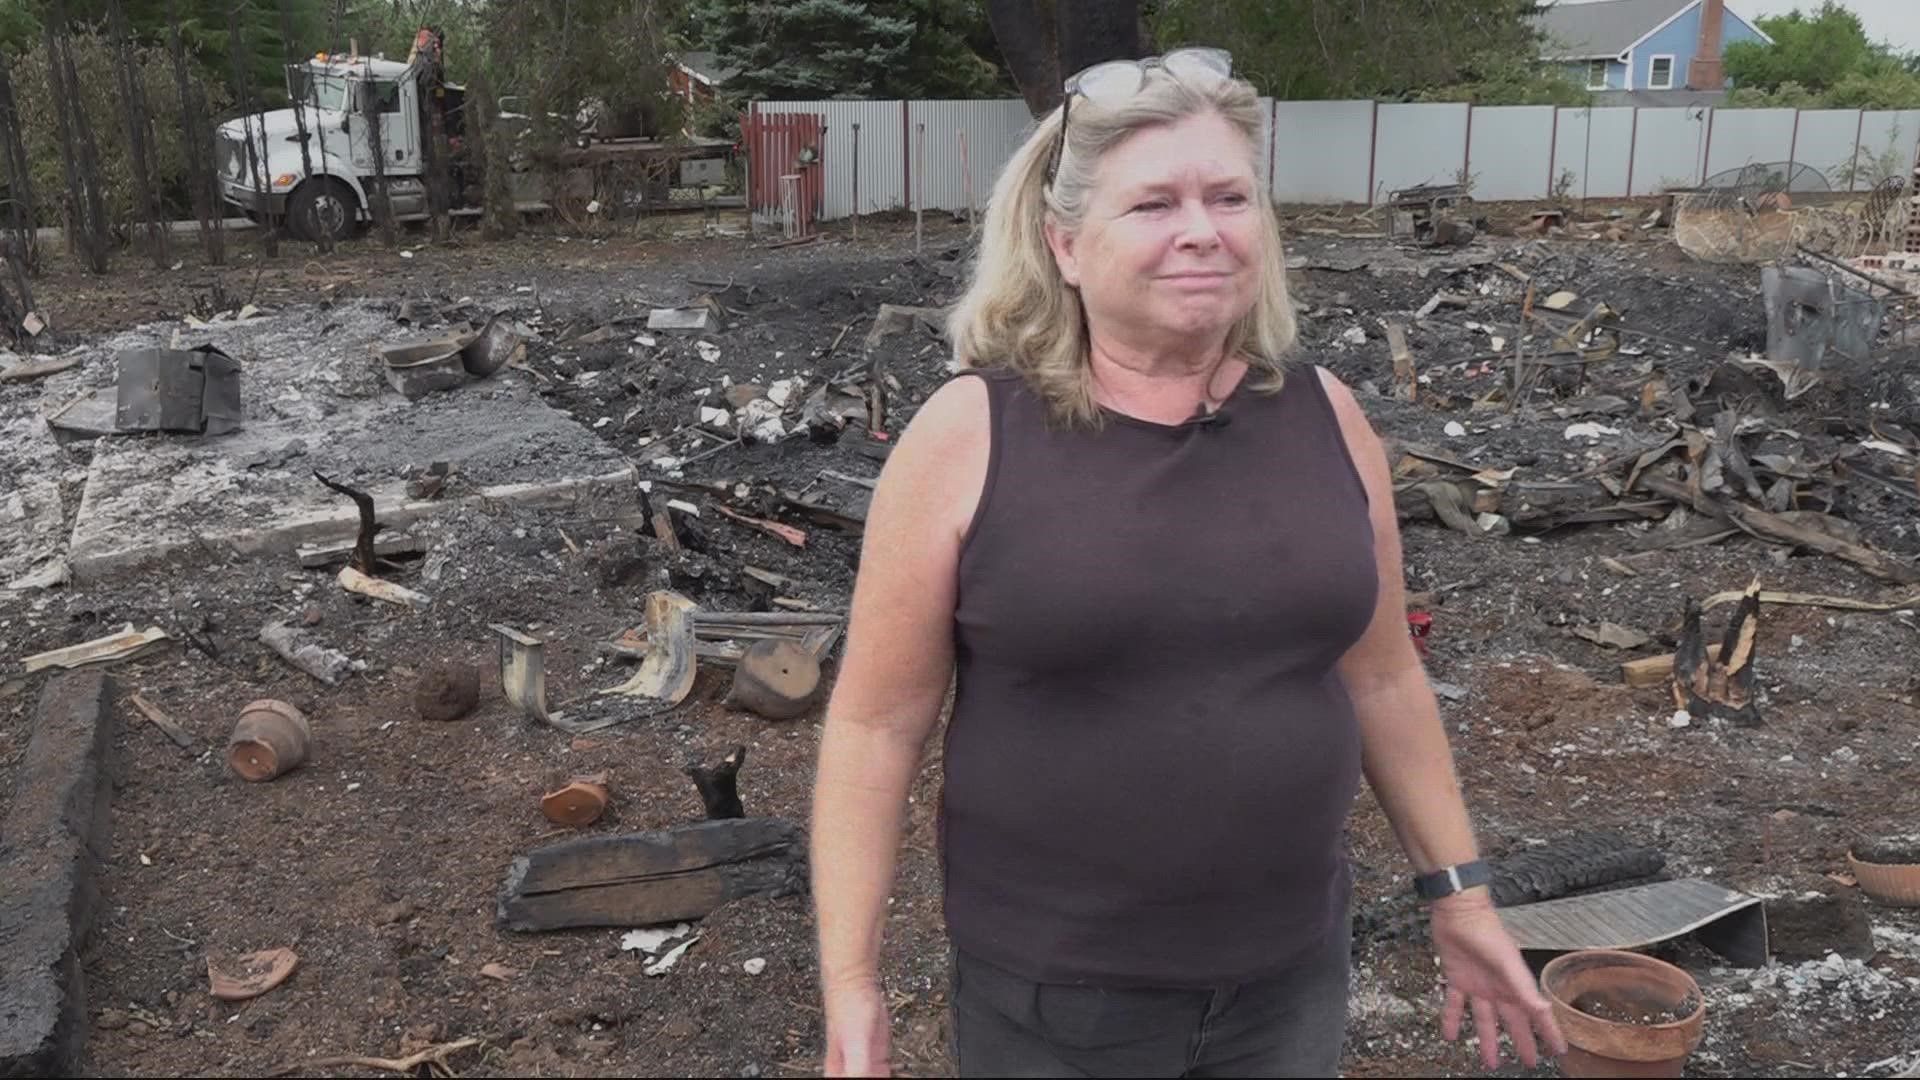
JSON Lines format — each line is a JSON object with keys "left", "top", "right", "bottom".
{"left": 823, "top": 978, "right": 891, "bottom": 1077}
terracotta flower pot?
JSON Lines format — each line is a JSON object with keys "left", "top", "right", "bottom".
{"left": 227, "top": 700, "right": 311, "bottom": 782}
{"left": 1540, "top": 949, "right": 1705, "bottom": 1079}
{"left": 1849, "top": 844, "right": 1920, "bottom": 907}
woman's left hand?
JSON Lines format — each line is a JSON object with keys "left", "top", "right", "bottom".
{"left": 1429, "top": 890, "right": 1569, "bottom": 1068}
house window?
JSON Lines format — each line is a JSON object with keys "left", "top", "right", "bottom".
{"left": 1587, "top": 60, "right": 1610, "bottom": 90}
{"left": 1649, "top": 54, "right": 1676, "bottom": 90}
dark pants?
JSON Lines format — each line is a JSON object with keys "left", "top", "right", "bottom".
{"left": 949, "top": 928, "right": 1351, "bottom": 1078}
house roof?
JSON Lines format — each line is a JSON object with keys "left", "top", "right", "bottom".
{"left": 1537, "top": 0, "right": 1773, "bottom": 60}
{"left": 676, "top": 51, "right": 740, "bottom": 87}
{"left": 1536, "top": 0, "right": 1693, "bottom": 59}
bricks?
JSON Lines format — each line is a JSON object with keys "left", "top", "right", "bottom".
{"left": 0, "top": 671, "right": 114, "bottom": 1077}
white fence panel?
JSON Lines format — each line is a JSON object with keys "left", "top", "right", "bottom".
{"left": 1704, "top": 108, "right": 1797, "bottom": 180}
{"left": 1795, "top": 110, "right": 1866, "bottom": 191}
{"left": 1271, "top": 100, "right": 1374, "bottom": 204}
{"left": 1468, "top": 106, "right": 1555, "bottom": 201}
{"left": 755, "top": 99, "right": 1920, "bottom": 214}
{"left": 1553, "top": 108, "right": 1635, "bottom": 199}
{"left": 1374, "top": 103, "right": 1470, "bottom": 198}
{"left": 1631, "top": 106, "right": 1711, "bottom": 194}
{"left": 906, "top": 100, "right": 1035, "bottom": 216}
{"left": 1853, "top": 110, "right": 1920, "bottom": 191}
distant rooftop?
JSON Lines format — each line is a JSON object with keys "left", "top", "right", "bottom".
{"left": 1535, "top": 0, "right": 1693, "bottom": 59}
{"left": 676, "top": 51, "right": 741, "bottom": 87}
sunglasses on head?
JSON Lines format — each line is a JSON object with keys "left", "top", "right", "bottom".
{"left": 1046, "top": 47, "right": 1234, "bottom": 187}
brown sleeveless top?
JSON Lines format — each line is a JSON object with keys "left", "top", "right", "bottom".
{"left": 941, "top": 364, "right": 1379, "bottom": 987}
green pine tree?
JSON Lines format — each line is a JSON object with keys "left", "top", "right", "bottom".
{"left": 696, "top": 0, "right": 1003, "bottom": 99}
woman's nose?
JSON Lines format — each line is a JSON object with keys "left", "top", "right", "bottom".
{"left": 1175, "top": 201, "right": 1221, "bottom": 250}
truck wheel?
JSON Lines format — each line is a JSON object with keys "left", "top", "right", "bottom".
{"left": 288, "top": 180, "right": 358, "bottom": 244}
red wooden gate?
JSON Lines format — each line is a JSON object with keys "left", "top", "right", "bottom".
{"left": 742, "top": 110, "right": 826, "bottom": 235}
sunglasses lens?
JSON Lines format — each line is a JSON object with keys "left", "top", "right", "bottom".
{"left": 1164, "top": 48, "right": 1232, "bottom": 83}
{"left": 1075, "top": 61, "right": 1144, "bottom": 104}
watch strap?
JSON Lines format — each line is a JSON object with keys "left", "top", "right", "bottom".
{"left": 1413, "top": 859, "right": 1492, "bottom": 900}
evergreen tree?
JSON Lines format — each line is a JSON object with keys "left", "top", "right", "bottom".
{"left": 695, "top": 0, "right": 1003, "bottom": 100}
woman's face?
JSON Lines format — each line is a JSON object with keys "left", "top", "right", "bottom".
{"left": 1046, "top": 109, "right": 1263, "bottom": 355}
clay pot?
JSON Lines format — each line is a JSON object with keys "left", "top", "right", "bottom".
{"left": 1849, "top": 848, "right": 1920, "bottom": 907}
{"left": 227, "top": 700, "right": 311, "bottom": 782}
{"left": 1540, "top": 950, "right": 1704, "bottom": 1079}
{"left": 542, "top": 774, "right": 609, "bottom": 827}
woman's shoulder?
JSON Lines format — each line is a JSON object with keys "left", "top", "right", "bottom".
{"left": 900, "top": 372, "right": 994, "bottom": 456}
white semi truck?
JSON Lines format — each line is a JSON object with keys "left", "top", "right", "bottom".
{"left": 216, "top": 34, "right": 734, "bottom": 243}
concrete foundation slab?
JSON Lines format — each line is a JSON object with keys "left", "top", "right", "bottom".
{"left": 68, "top": 383, "right": 634, "bottom": 582}
{"left": 0, "top": 414, "right": 71, "bottom": 590}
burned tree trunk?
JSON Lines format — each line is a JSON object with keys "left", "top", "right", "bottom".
{"left": 167, "top": 0, "right": 223, "bottom": 265}
{"left": 362, "top": 70, "right": 398, "bottom": 250}
{"left": 44, "top": 9, "right": 111, "bottom": 272}
{"left": 467, "top": 68, "right": 517, "bottom": 241}
{"left": 988, "top": 0, "right": 1142, "bottom": 118}
{"left": 0, "top": 53, "right": 41, "bottom": 279}
{"left": 107, "top": 0, "right": 169, "bottom": 269}
{"left": 277, "top": 0, "right": 329, "bottom": 253}
{"left": 1055, "top": 0, "right": 1142, "bottom": 84}
{"left": 987, "top": 0, "right": 1063, "bottom": 116}
{"left": 227, "top": 8, "right": 278, "bottom": 258}
{"left": 411, "top": 28, "right": 453, "bottom": 244}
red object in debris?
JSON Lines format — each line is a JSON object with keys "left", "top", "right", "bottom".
{"left": 1407, "top": 611, "right": 1433, "bottom": 657}
{"left": 871, "top": 431, "right": 891, "bottom": 442}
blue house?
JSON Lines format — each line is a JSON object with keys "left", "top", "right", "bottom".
{"left": 1537, "top": 0, "right": 1772, "bottom": 95}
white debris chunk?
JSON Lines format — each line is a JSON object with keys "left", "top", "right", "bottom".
{"left": 620, "top": 923, "right": 692, "bottom": 955}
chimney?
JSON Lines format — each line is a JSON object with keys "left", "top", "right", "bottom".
{"left": 1687, "top": 0, "right": 1727, "bottom": 89}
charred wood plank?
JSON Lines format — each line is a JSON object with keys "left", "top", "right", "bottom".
{"left": 497, "top": 817, "right": 805, "bottom": 932}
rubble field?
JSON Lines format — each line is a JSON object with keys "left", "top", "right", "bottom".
{"left": 3, "top": 212, "right": 1919, "bottom": 1079}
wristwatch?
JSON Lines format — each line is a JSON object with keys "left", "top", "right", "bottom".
{"left": 1412, "top": 859, "right": 1492, "bottom": 901}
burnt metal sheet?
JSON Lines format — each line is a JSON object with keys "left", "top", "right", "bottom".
{"left": 1763, "top": 265, "right": 1885, "bottom": 392}
{"left": 114, "top": 345, "right": 243, "bottom": 435}
{"left": 1498, "top": 877, "right": 1769, "bottom": 968}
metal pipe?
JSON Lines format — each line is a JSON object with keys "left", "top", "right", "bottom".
{"left": 1796, "top": 244, "right": 1912, "bottom": 296}
{"left": 851, "top": 122, "right": 860, "bottom": 240}
{"left": 960, "top": 129, "right": 973, "bottom": 235}
{"left": 915, "top": 121, "right": 925, "bottom": 253}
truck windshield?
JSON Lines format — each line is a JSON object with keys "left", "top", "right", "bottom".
{"left": 288, "top": 69, "right": 352, "bottom": 112}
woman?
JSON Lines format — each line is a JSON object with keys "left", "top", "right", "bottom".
{"left": 810, "top": 49, "right": 1566, "bottom": 1078}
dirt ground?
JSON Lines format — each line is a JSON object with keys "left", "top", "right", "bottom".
{"left": 3, "top": 208, "right": 1920, "bottom": 1079}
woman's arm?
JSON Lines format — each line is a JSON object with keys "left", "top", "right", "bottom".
{"left": 1317, "top": 368, "right": 1479, "bottom": 879}
{"left": 813, "top": 377, "right": 988, "bottom": 1077}
{"left": 1316, "top": 367, "right": 1565, "bottom": 1070}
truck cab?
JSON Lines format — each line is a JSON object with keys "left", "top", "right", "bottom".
{"left": 217, "top": 56, "right": 437, "bottom": 242}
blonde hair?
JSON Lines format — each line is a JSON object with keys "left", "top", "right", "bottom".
{"left": 946, "top": 65, "right": 1294, "bottom": 427}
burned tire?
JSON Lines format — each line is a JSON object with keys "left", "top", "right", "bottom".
{"left": 287, "top": 179, "right": 358, "bottom": 244}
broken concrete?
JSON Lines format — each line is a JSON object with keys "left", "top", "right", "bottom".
{"left": 3, "top": 300, "right": 643, "bottom": 582}
{"left": 0, "top": 671, "right": 115, "bottom": 1075}
{"left": 0, "top": 414, "right": 70, "bottom": 590}
{"left": 66, "top": 383, "right": 632, "bottom": 581}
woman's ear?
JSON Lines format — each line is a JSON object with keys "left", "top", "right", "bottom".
{"left": 1043, "top": 218, "right": 1081, "bottom": 288}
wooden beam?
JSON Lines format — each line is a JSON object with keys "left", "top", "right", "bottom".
{"left": 497, "top": 817, "right": 805, "bottom": 932}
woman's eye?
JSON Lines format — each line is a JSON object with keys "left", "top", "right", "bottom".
{"left": 1215, "top": 192, "right": 1249, "bottom": 207}
{"left": 1133, "top": 200, "right": 1169, "bottom": 213}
